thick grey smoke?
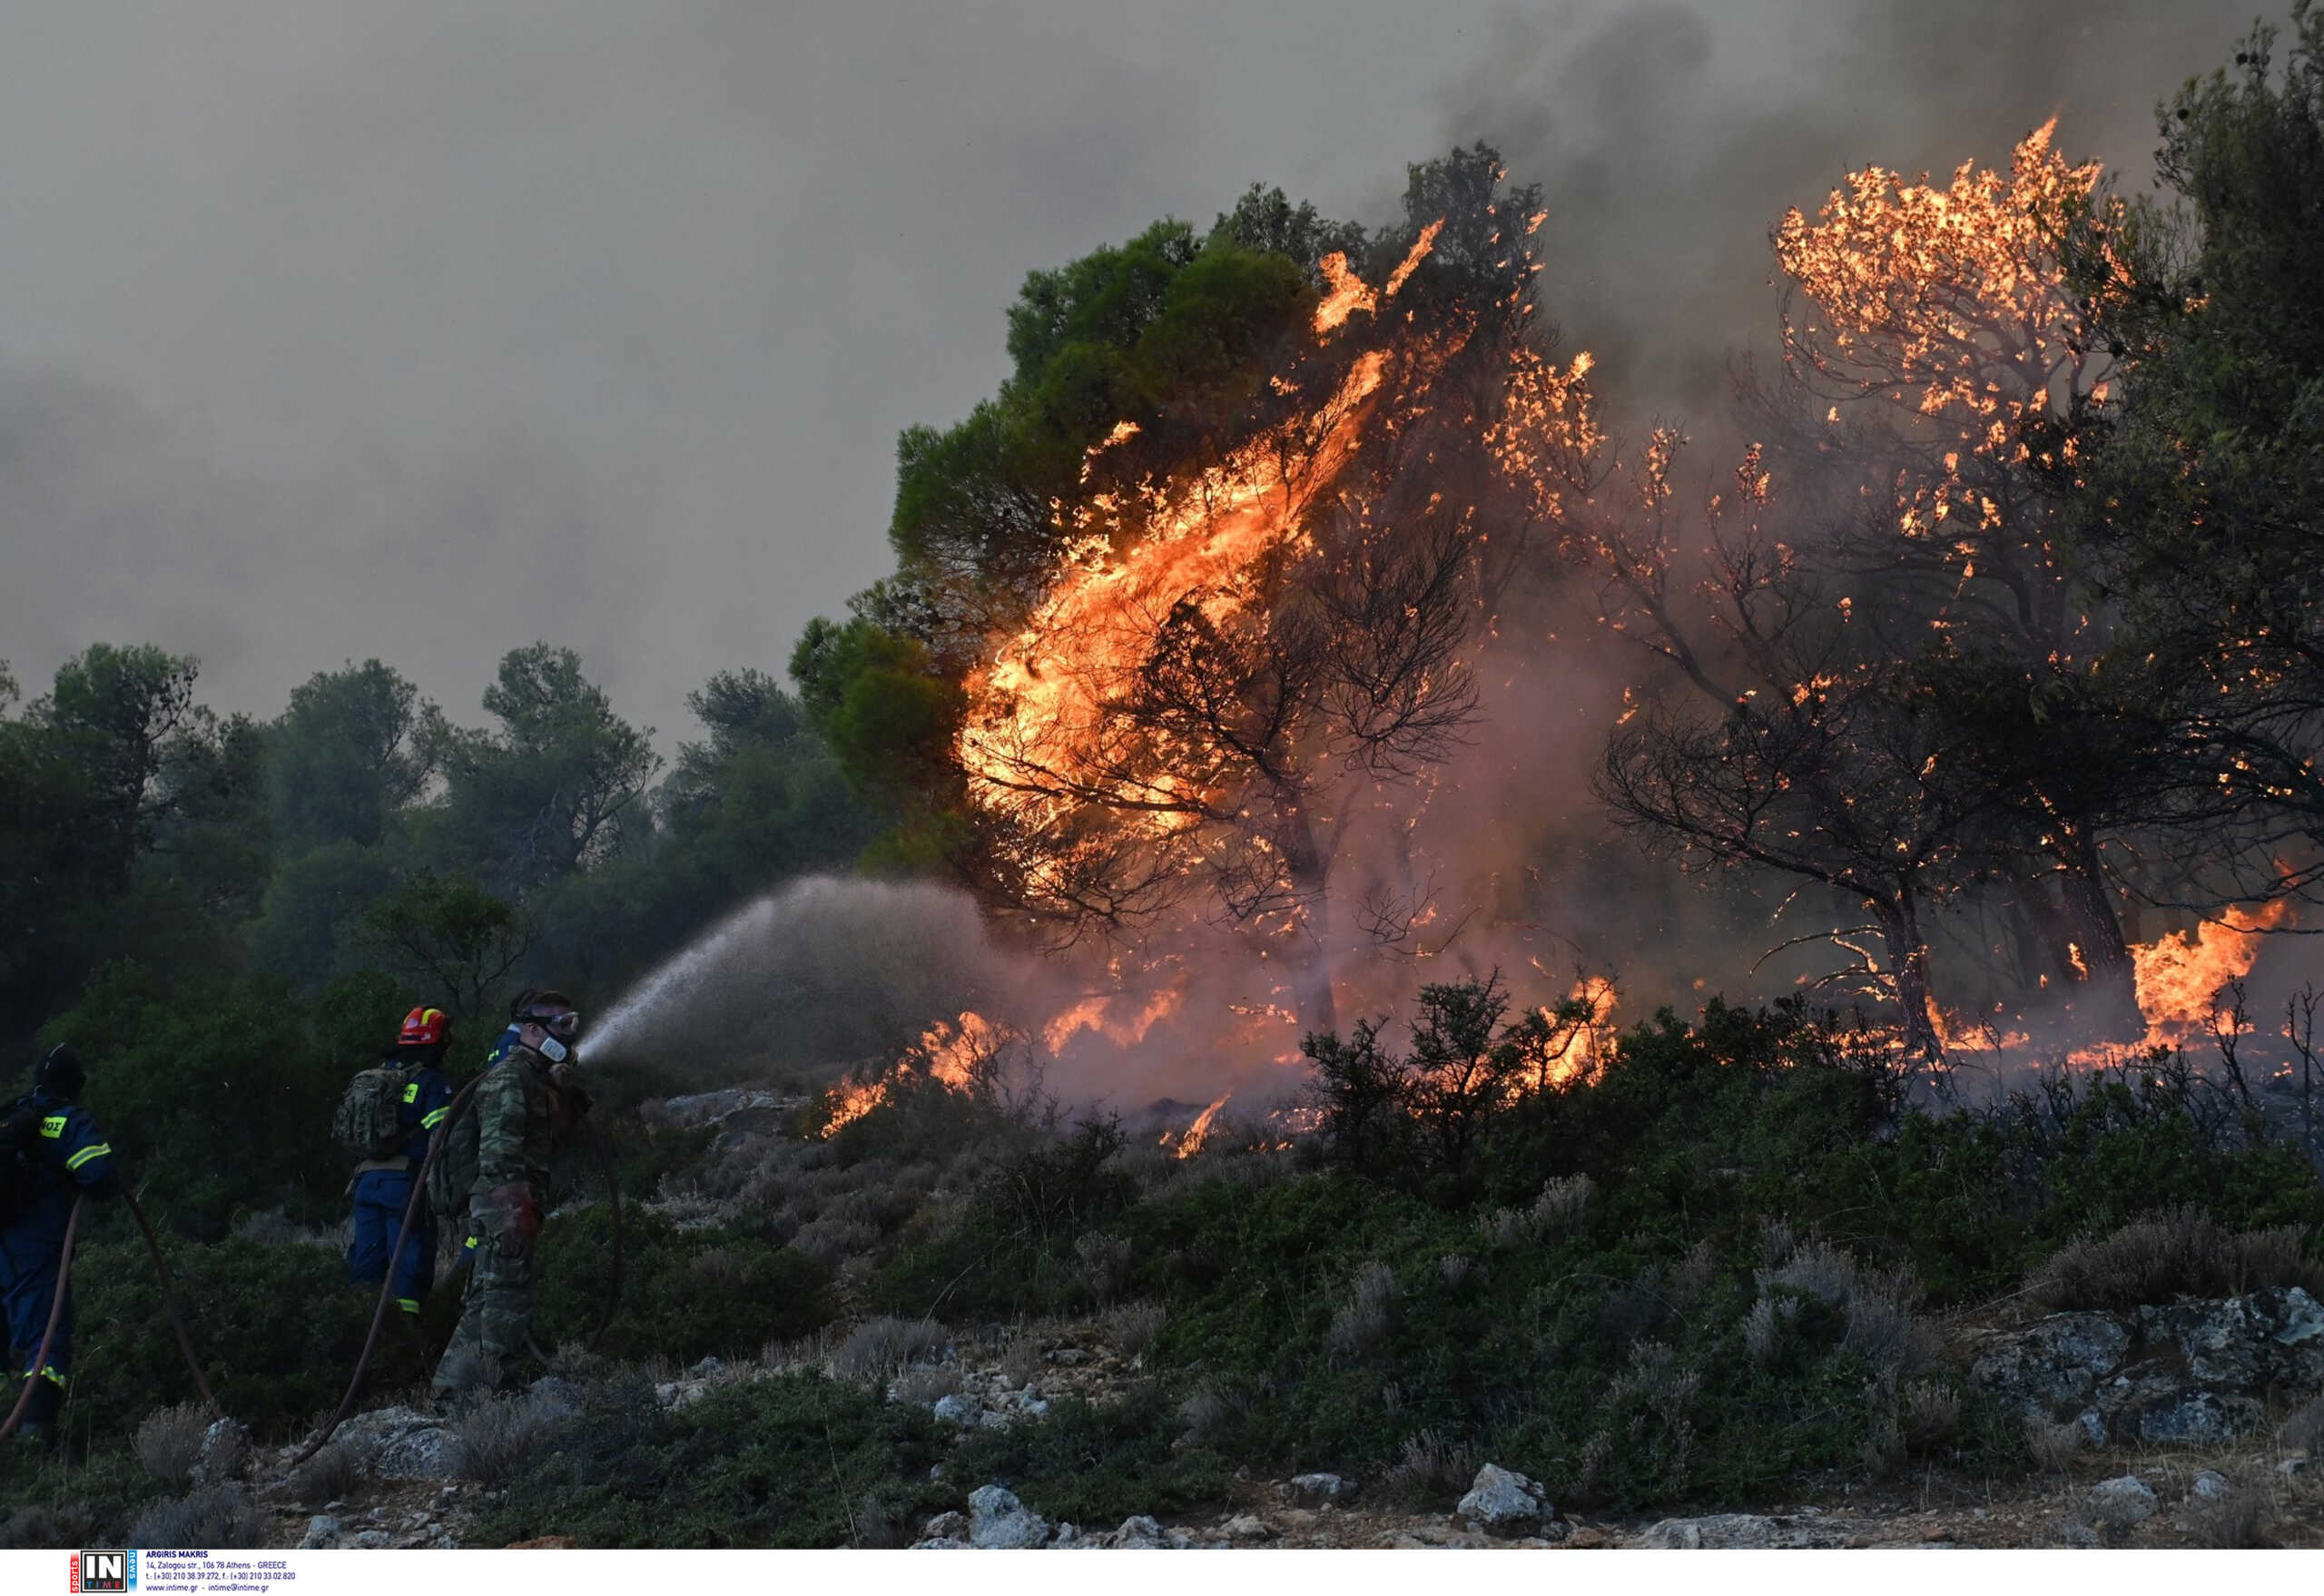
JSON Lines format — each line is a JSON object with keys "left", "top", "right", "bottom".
{"left": 1443, "top": 0, "right": 2256, "bottom": 425}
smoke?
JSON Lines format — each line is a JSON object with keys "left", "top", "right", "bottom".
{"left": 1443, "top": 0, "right": 2256, "bottom": 425}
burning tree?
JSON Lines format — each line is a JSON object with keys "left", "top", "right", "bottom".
{"left": 812, "top": 147, "right": 1603, "bottom": 1030}
{"left": 1589, "top": 448, "right": 1988, "bottom": 1059}
{"left": 1745, "top": 123, "right": 2173, "bottom": 1032}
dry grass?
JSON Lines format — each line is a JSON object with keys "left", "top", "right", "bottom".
{"left": 2186, "top": 1488, "right": 2274, "bottom": 1549}
{"left": 2028, "top": 1207, "right": 2324, "bottom": 1312}
{"left": 2280, "top": 1393, "right": 2324, "bottom": 1456}
{"left": 1755, "top": 1238, "right": 1935, "bottom": 1379}
{"left": 1075, "top": 1230, "right": 1134, "bottom": 1305}
{"left": 1327, "top": 1262, "right": 1398, "bottom": 1359}
{"left": 832, "top": 1315, "right": 947, "bottom": 1382}
{"left": 1176, "top": 1382, "right": 1240, "bottom": 1446}
{"left": 1379, "top": 1427, "right": 1481, "bottom": 1507}
{"left": 129, "top": 1486, "right": 267, "bottom": 1550}
{"left": 2024, "top": 1412, "right": 2086, "bottom": 1473}
{"left": 133, "top": 1404, "right": 210, "bottom": 1490}
{"left": 892, "top": 1364, "right": 962, "bottom": 1404}
{"left": 1102, "top": 1301, "right": 1165, "bottom": 1359}
{"left": 288, "top": 1442, "right": 362, "bottom": 1507}
{"left": 998, "top": 1325, "right": 1049, "bottom": 1389}
{"left": 457, "top": 1389, "right": 571, "bottom": 1484}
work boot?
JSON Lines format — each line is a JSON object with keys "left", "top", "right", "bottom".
{"left": 12, "top": 1377, "right": 63, "bottom": 1449}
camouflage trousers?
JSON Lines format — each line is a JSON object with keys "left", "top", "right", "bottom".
{"left": 431, "top": 1186, "right": 541, "bottom": 1394}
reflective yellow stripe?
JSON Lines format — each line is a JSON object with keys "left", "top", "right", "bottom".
{"left": 64, "top": 1142, "right": 110, "bottom": 1170}
{"left": 403, "top": 1083, "right": 421, "bottom": 1104}
{"left": 464, "top": 1236, "right": 478, "bottom": 1251}
{"left": 40, "top": 1116, "right": 65, "bottom": 1138}
{"left": 34, "top": 1366, "right": 65, "bottom": 1388}
{"left": 420, "top": 1108, "right": 448, "bottom": 1128}
{"left": 396, "top": 1298, "right": 421, "bottom": 1315}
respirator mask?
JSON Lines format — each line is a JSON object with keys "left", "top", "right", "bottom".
{"left": 523, "top": 1006, "right": 582, "bottom": 1064}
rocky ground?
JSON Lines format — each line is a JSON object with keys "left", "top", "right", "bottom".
{"left": 216, "top": 1289, "right": 2322, "bottom": 1551}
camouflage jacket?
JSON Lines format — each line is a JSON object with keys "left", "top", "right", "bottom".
{"left": 471, "top": 1042, "right": 558, "bottom": 1198}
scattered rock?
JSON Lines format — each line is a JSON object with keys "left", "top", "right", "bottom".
{"left": 192, "top": 1418, "right": 252, "bottom": 1486}
{"left": 2087, "top": 1475, "right": 2158, "bottom": 1528}
{"left": 931, "top": 1394, "right": 980, "bottom": 1426}
{"left": 504, "top": 1536, "right": 578, "bottom": 1550}
{"left": 331, "top": 1405, "right": 433, "bottom": 1469}
{"left": 1112, "top": 1514, "right": 1175, "bottom": 1549}
{"left": 921, "top": 1512, "right": 968, "bottom": 1541}
{"left": 350, "top": 1531, "right": 392, "bottom": 1550}
{"left": 1221, "top": 1513, "right": 1271, "bottom": 1542}
{"left": 2280, "top": 1456, "right": 2310, "bottom": 1481}
{"left": 298, "top": 1515, "right": 341, "bottom": 1550}
{"left": 2191, "top": 1470, "right": 2231, "bottom": 1502}
{"left": 1635, "top": 1513, "right": 1861, "bottom": 1550}
{"left": 373, "top": 1424, "right": 465, "bottom": 1482}
{"left": 2141, "top": 1288, "right": 2324, "bottom": 1392}
{"left": 1285, "top": 1472, "right": 1357, "bottom": 1507}
{"left": 968, "top": 1483, "right": 1049, "bottom": 1550}
{"left": 527, "top": 1377, "right": 583, "bottom": 1424}
{"left": 1968, "top": 1313, "right": 2132, "bottom": 1412}
{"left": 1970, "top": 1291, "right": 2324, "bottom": 1447}
{"left": 1454, "top": 1463, "right": 1551, "bottom": 1538}
{"left": 654, "top": 1380, "right": 711, "bottom": 1411}
{"left": 689, "top": 1356, "right": 728, "bottom": 1379}
{"left": 1050, "top": 1522, "right": 1086, "bottom": 1547}
{"left": 2109, "top": 1381, "right": 2266, "bottom": 1446}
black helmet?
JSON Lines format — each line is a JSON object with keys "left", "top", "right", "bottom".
{"left": 36, "top": 1044, "right": 85, "bottom": 1101}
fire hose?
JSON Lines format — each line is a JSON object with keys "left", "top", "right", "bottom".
{"left": 290, "top": 1074, "right": 623, "bottom": 1468}
{"left": 0, "top": 1188, "right": 231, "bottom": 1446}
{"left": 0, "top": 1193, "right": 81, "bottom": 1444}
{"left": 123, "top": 1187, "right": 228, "bottom": 1423}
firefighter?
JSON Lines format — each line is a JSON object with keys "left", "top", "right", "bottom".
{"left": 431, "top": 990, "right": 586, "bottom": 1399}
{"left": 1, "top": 1046, "right": 117, "bottom": 1446}
{"left": 347, "top": 1008, "right": 458, "bottom": 1320}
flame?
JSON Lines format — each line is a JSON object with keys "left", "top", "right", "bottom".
{"left": 820, "top": 1010, "right": 1008, "bottom": 1138}
{"left": 1163, "top": 1091, "right": 1232, "bottom": 1158}
{"left": 1524, "top": 974, "right": 1620, "bottom": 1089}
{"left": 1040, "top": 985, "right": 1186, "bottom": 1053}
{"left": 2129, "top": 901, "right": 2292, "bottom": 1048}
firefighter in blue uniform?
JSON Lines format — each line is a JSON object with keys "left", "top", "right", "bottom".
{"left": 2, "top": 1045, "right": 116, "bottom": 1446}
{"left": 347, "top": 1008, "right": 457, "bottom": 1319}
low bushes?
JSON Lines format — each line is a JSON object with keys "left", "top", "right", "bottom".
{"left": 472, "top": 1373, "right": 948, "bottom": 1547}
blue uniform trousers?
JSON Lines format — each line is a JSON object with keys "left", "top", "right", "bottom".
{"left": 0, "top": 1222, "right": 73, "bottom": 1384}
{"left": 347, "top": 1168, "right": 438, "bottom": 1315}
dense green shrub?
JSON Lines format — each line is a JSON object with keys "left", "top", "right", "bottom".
{"left": 473, "top": 1373, "right": 948, "bottom": 1547}
{"left": 537, "top": 1208, "right": 834, "bottom": 1363}
{"left": 950, "top": 1384, "right": 1233, "bottom": 1525}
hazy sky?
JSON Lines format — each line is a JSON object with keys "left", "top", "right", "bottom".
{"left": 0, "top": 1, "right": 2260, "bottom": 748}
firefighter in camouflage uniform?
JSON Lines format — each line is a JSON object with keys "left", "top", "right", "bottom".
{"left": 432, "top": 990, "right": 587, "bottom": 1398}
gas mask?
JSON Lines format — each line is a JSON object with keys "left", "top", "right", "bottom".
{"left": 522, "top": 1007, "right": 581, "bottom": 1065}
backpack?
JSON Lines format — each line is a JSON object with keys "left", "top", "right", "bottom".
{"left": 425, "top": 1095, "right": 480, "bottom": 1223}
{"left": 332, "top": 1065, "right": 414, "bottom": 1160}
{"left": 0, "top": 1098, "right": 47, "bottom": 1228}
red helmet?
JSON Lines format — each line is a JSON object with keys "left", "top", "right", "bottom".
{"left": 398, "top": 1006, "right": 452, "bottom": 1049}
